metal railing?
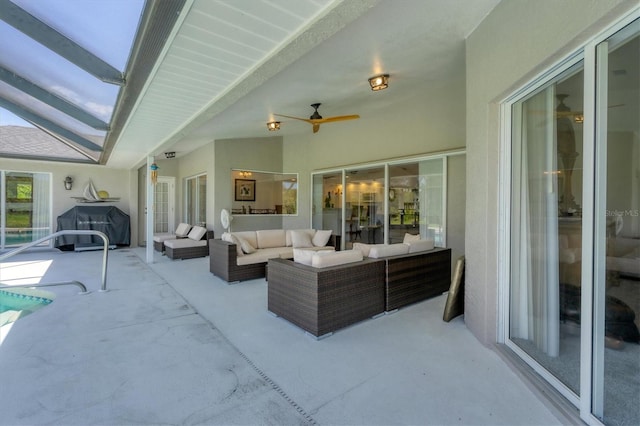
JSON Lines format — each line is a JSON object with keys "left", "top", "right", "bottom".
{"left": 0, "top": 230, "right": 109, "bottom": 292}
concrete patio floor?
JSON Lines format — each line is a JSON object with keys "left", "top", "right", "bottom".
{"left": 0, "top": 247, "right": 567, "bottom": 425}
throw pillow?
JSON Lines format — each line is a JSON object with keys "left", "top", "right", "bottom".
{"left": 222, "top": 233, "right": 243, "bottom": 257}
{"left": 312, "top": 230, "right": 332, "bottom": 247}
{"left": 403, "top": 233, "right": 421, "bottom": 244}
{"left": 291, "top": 230, "right": 313, "bottom": 248}
{"left": 235, "top": 234, "right": 256, "bottom": 254}
{"left": 352, "top": 242, "right": 373, "bottom": 257}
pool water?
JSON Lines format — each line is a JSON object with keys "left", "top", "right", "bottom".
{"left": 0, "top": 288, "right": 56, "bottom": 327}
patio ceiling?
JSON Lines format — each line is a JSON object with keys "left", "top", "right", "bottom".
{"left": 0, "top": 0, "right": 503, "bottom": 169}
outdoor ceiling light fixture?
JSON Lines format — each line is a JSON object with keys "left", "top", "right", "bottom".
{"left": 164, "top": 151, "right": 176, "bottom": 159}
{"left": 368, "top": 74, "right": 389, "bottom": 91}
{"left": 64, "top": 176, "right": 73, "bottom": 190}
{"left": 267, "top": 121, "right": 280, "bottom": 131}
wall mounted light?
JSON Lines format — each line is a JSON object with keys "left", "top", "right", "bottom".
{"left": 266, "top": 121, "right": 280, "bottom": 131}
{"left": 239, "top": 171, "right": 252, "bottom": 178}
{"left": 368, "top": 74, "right": 389, "bottom": 91}
{"left": 64, "top": 176, "right": 73, "bottom": 190}
{"left": 164, "top": 151, "right": 176, "bottom": 159}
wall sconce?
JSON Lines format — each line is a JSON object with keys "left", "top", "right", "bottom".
{"left": 164, "top": 151, "right": 176, "bottom": 159}
{"left": 368, "top": 74, "right": 389, "bottom": 91}
{"left": 63, "top": 176, "right": 73, "bottom": 190}
{"left": 574, "top": 114, "right": 584, "bottom": 124}
{"left": 266, "top": 121, "right": 280, "bottom": 131}
{"left": 239, "top": 171, "right": 252, "bottom": 178}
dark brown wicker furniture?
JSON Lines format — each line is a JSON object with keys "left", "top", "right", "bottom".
{"left": 209, "top": 235, "right": 339, "bottom": 283}
{"left": 165, "top": 231, "right": 214, "bottom": 260}
{"left": 267, "top": 257, "right": 385, "bottom": 338}
{"left": 383, "top": 247, "right": 451, "bottom": 312}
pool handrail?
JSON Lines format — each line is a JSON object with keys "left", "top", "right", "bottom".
{"left": 0, "top": 280, "right": 88, "bottom": 294}
{"left": 0, "top": 230, "right": 109, "bottom": 292}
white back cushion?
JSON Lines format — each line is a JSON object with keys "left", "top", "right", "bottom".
{"left": 175, "top": 223, "right": 192, "bottom": 237}
{"left": 231, "top": 231, "right": 258, "bottom": 249}
{"left": 286, "top": 229, "right": 316, "bottom": 246}
{"left": 187, "top": 226, "right": 207, "bottom": 241}
{"left": 368, "top": 243, "right": 409, "bottom": 258}
{"left": 290, "top": 230, "right": 314, "bottom": 248}
{"left": 405, "top": 239, "right": 435, "bottom": 253}
{"left": 256, "top": 229, "right": 286, "bottom": 249}
{"left": 312, "top": 230, "right": 332, "bottom": 247}
{"left": 403, "top": 233, "right": 421, "bottom": 243}
{"left": 311, "top": 250, "right": 363, "bottom": 268}
{"left": 352, "top": 242, "right": 373, "bottom": 257}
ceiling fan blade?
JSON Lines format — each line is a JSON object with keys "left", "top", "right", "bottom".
{"left": 318, "top": 114, "right": 360, "bottom": 123}
{"left": 274, "top": 113, "right": 314, "bottom": 124}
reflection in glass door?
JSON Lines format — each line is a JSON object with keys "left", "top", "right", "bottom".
{"left": 345, "top": 167, "right": 385, "bottom": 247}
{"left": 595, "top": 23, "right": 639, "bottom": 426}
{"left": 509, "top": 62, "right": 585, "bottom": 397}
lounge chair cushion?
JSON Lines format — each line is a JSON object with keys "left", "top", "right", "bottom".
{"left": 175, "top": 223, "right": 192, "bottom": 237}
{"left": 164, "top": 238, "right": 207, "bottom": 249}
{"left": 187, "top": 226, "right": 207, "bottom": 241}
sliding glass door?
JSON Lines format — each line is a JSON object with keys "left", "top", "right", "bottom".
{"left": 506, "top": 15, "right": 639, "bottom": 426}
{"left": 595, "top": 23, "right": 639, "bottom": 426}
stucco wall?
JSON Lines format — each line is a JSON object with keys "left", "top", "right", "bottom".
{"left": 464, "top": 0, "right": 636, "bottom": 345}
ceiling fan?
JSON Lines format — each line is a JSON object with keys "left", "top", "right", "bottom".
{"left": 275, "top": 103, "right": 359, "bottom": 133}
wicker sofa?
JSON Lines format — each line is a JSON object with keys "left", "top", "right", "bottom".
{"left": 209, "top": 229, "right": 336, "bottom": 282}
{"left": 267, "top": 245, "right": 452, "bottom": 337}
{"left": 267, "top": 257, "right": 385, "bottom": 338}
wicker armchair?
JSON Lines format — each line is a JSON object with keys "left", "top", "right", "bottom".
{"left": 267, "top": 257, "right": 385, "bottom": 338}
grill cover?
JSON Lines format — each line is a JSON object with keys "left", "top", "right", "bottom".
{"left": 55, "top": 206, "right": 131, "bottom": 248}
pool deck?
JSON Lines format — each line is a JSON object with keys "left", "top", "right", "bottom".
{"left": 0, "top": 247, "right": 569, "bottom": 425}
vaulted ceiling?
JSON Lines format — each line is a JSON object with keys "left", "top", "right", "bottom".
{"left": 1, "top": 0, "right": 503, "bottom": 169}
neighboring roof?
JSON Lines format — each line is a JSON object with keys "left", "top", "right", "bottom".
{"left": 0, "top": 125, "right": 92, "bottom": 162}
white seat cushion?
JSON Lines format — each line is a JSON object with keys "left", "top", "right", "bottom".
{"left": 256, "top": 229, "right": 286, "bottom": 249}
{"left": 293, "top": 247, "right": 335, "bottom": 265}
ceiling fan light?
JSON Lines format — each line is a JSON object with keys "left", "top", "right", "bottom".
{"left": 368, "top": 74, "right": 389, "bottom": 91}
{"left": 267, "top": 121, "right": 280, "bottom": 131}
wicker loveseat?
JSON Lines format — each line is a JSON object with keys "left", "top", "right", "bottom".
{"left": 209, "top": 229, "right": 336, "bottom": 282}
{"left": 267, "top": 257, "right": 385, "bottom": 338}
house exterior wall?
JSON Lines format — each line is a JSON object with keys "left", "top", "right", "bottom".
{"left": 464, "top": 0, "right": 636, "bottom": 345}
{"left": 0, "top": 157, "right": 137, "bottom": 245}
{"left": 282, "top": 73, "right": 466, "bottom": 263}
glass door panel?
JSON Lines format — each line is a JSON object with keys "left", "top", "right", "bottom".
{"left": 509, "top": 62, "right": 584, "bottom": 396}
{"left": 596, "top": 22, "right": 640, "bottom": 426}
{"left": 312, "top": 172, "right": 343, "bottom": 246}
{"left": 2, "top": 171, "right": 51, "bottom": 248}
{"left": 345, "top": 167, "right": 384, "bottom": 248}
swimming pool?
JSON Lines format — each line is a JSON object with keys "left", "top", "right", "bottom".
{"left": 0, "top": 288, "right": 56, "bottom": 327}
